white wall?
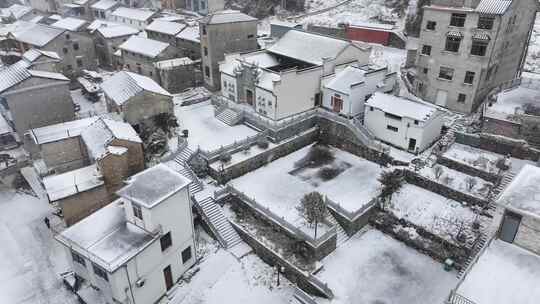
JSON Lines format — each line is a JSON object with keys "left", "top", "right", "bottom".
{"left": 220, "top": 73, "right": 237, "bottom": 101}
{"left": 254, "top": 87, "right": 277, "bottom": 118}
{"left": 273, "top": 67, "right": 322, "bottom": 120}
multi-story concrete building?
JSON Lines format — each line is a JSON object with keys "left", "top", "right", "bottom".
{"left": 414, "top": 0, "right": 538, "bottom": 113}
{"left": 93, "top": 24, "right": 139, "bottom": 68}
{"left": 119, "top": 36, "right": 177, "bottom": 82}
{"left": 200, "top": 10, "right": 258, "bottom": 91}
{"left": 109, "top": 7, "right": 156, "bottom": 30}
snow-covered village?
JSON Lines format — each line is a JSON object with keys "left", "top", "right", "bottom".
{"left": 1, "top": 0, "right": 540, "bottom": 303}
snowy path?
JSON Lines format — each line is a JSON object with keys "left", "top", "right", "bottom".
{"left": 0, "top": 189, "right": 77, "bottom": 304}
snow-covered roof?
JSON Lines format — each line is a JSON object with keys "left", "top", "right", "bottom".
{"left": 0, "top": 61, "right": 68, "bottom": 94}
{"left": 498, "top": 164, "right": 540, "bottom": 218}
{"left": 43, "top": 164, "right": 104, "bottom": 201}
{"left": 268, "top": 30, "right": 355, "bottom": 66}
{"left": 484, "top": 86, "right": 540, "bottom": 122}
{"left": 22, "top": 49, "right": 61, "bottom": 63}
{"left": 12, "top": 23, "right": 64, "bottom": 47}
{"left": 119, "top": 35, "right": 169, "bottom": 58}
{"left": 145, "top": 20, "right": 185, "bottom": 35}
{"left": 51, "top": 17, "right": 87, "bottom": 31}
{"left": 96, "top": 24, "right": 139, "bottom": 38}
{"left": 475, "top": 0, "right": 512, "bottom": 15}
{"left": 325, "top": 65, "right": 367, "bottom": 95}
{"left": 270, "top": 19, "right": 299, "bottom": 28}
{"left": 366, "top": 92, "right": 438, "bottom": 122}
{"left": 28, "top": 70, "right": 69, "bottom": 81}
{"left": 175, "top": 25, "right": 199, "bottom": 42}
{"left": 87, "top": 19, "right": 118, "bottom": 31}
{"left": 0, "top": 113, "right": 13, "bottom": 135}
{"left": 57, "top": 201, "right": 157, "bottom": 272}
{"left": 30, "top": 117, "right": 99, "bottom": 144}
{"left": 101, "top": 71, "right": 171, "bottom": 106}
{"left": 81, "top": 118, "right": 141, "bottom": 160}
{"left": 154, "top": 57, "right": 193, "bottom": 69}
{"left": 201, "top": 10, "right": 257, "bottom": 25}
{"left": 117, "top": 164, "right": 191, "bottom": 208}
{"left": 111, "top": 7, "right": 155, "bottom": 21}
{"left": 0, "top": 4, "right": 32, "bottom": 19}
{"left": 220, "top": 51, "right": 279, "bottom": 75}
{"left": 91, "top": 0, "right": 118, "bottom": 10}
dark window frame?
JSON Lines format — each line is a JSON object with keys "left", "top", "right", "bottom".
{"left": 160, "top": 232, "right": 172, "bottom": 252}
{"left": 471, "top": 39, "right": 489, "bottom": 56}
{"left": 426, "top": 21, "right": 436, "bottom": 30}
{"left": 92, "top": 263, "right": 109, "bottom": 281}
{"left": 387, "top": 125, "right": 399, "bottom": 132}
{"left": 421, "top": 45, "right": 432, "bottom": 55}
{"left": 457, "top": 93, "right": 467, "bottom": 103}
{"left": 438, "top": 67, "right": 454, "bottom": 81}
{"left": 181, "top": 246, "right": 192, "bottom": 263}
{"left": 478, "top": 15, "right": 495, "bottom": 30}
{"left": 133, "top": 203, "right": 143, "bottom": 220}
{"left": 450, "top": 13, "right": 467, "bottom": 27}
{"left": 72, "top": 250, "right": 86, "bottom": 266}
{"left": 445, "top": 36, "right": 462, "bottom": 52}
{"left": 464, "top": 71, "right": 475, "bottom": 84}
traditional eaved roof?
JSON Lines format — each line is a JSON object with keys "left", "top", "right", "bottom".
{"left": 175, "top": 25, "right": 199, "bottom": 42}
{"left": 497, "top": 164, "right": 540, "bottom": 218}
{"left": 56, "top": 201, "right": 157, "bottom": 272}
{"left": 475, "top": 0, "right": 512, "bottom": 15}
{"left": 81, "top": 118, "right": 141, "bottom": 160}
{"left": 12, "top": 23, "right": 64, "bottom": 47}
{"left": 51, "top": 17, "right": 87, "bottom": 31}
{"left": 111, "top": 7, "right": 155, "bottom": 21}
{"left": 91, "top": 0, "right": 118, "bottom": 10}
{"left": 101, "top": 71, "right": 171, "bottom": 106}
{"left": 22, "top": 49, "right": 61, "bottom": 63}
{"left": 30, "top": 117, "right": 99, "bottom": 144}
{"left": 366, "top": 92, "right": 438, "bottom": 122}
{"left": 0, "top": 61, "right": 68, "bottom": 94}
{"left": 87, "top": 19, "right": 118, "bottom": 31}
{"left": 43, "top": 164, "right": 104, "bottom": 202}
{"left": 117, "top": 164, "right": 191, "bottom": 209}
{"left": 325, "top": 66, "right": 367, "bottom": 95}
{"left": 145, "top": 20, "right": 185, "bottom": 35}
{"left": 201, "top": 10, "right": 257, "bottom": 25}
{"left": 97, "top": 24, "right": 139, "bottom": 38}
{"left": 0, "top": 4, "right": 32, "bottom": 19}
{"left": 268, "top": 30, "right": 357, "bottom": 66}
{"left": 119, "top": 36, "right": 169, "bottom": 58}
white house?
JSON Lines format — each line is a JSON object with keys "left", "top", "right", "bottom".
{"left": 109, "top": 7, "right": 156, "bottom": 30}
{"left": 321, "top": 63, "right": 397, "bottom": 118}
{"left": 363, "top": 92, "right": 444, "bottom": 152}
{"left": 56, "top": 164, "right": 196, "bottom": 304}
{"left": 219, "top": 30, "right": 371, "bottom": 120}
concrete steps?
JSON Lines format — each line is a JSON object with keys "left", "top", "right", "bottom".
{"left": 327, "top": 213, "right": 349, "bottom": 247}
{"left": 194, "top": 196, "right": 243, "bottom": 249}
{"left": 216, "top": 108, "right": 242, "bottom": 126}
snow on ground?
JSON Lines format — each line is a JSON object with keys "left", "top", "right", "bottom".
{"left": 231, "top": 144, "right": 383, "bottom": 231}
{"left": 485, "top": 86, "right": 540, "bottom": 121}
{"left": 457, "top": 239, "right": 540, "bottom": 304}
{"left": 0, "top": 187, "right": 77, "bottom": 304}
{"left": 175, "top": 101, "right": 258, "bottom": 151}
{"left": 389, "top": 184, "right": 482, "bottom": 244}
{"left": 168, "top": 251, "right": 294, "bottom": 304}
{"left": 443, "top": 143, "right": 502, "bottom": 174}
{"left": 70, "top": 89, "right": 107, "bottom": 118}
{"left": 316, "top": 229, "right": 457, "bottom": 304}
{"left": 419, "top": 165, "right": 493, "bottom": 198}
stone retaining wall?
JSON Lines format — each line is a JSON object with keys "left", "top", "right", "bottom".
{"left": 437, "top": 156, "right": 500, "bottom": 183}
{"left": 327, "top": 206, "right": 375, "bottom": 236}
{"left": 455, "top": 131, "right": 540, "bottom": 161}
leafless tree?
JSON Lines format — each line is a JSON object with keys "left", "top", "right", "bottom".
{"left": 465, "top": 176, "right": 478, "bottom": 191}
{"left": 432, "top": 165, "right": 444, "bottom": 180}
{"left": 297, "top": 192, "right": 327, "bottom": 239}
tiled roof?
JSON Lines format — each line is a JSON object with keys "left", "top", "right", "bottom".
{"left": 475, "top": 0, "right": 512, "bottom": 15}
{"left": 201, "top": 10, "right": 257, "bottom": 25}
{"left": 145, "top": 20, "right": 185, "bottom": 35}
{"left": 119, "top": 36, "right": 169, "bottom": 58}
{"left": 101, "top": 71, "right": 171, "bottom": 106}
{"left": 111, "top": 7, "right": 155, "bottom": 21}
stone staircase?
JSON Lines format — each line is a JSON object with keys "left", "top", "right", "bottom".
{"left": 174, "top": 146, "right": 195, "bottom": 164}
{"left": 216, "top": 108, "right": 242, "bottom": 126}
{"left": 491, "top": 171, "right": 516, "bottom": 199}
{"left": 327, "top": 213, "right": 349, "bottom": 247}
{"left": 195, "top": 197, "right": 243, "bottom": 248}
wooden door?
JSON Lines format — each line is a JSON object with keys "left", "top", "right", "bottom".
{"left": 163, "top": 265, "right": 173, "bottom": 291}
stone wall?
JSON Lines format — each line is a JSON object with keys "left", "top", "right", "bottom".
{"left": 327, "top": 206, "right": 375, "bottom": 236}
{"left": 437, "top": 156, "right": 500, "bottom": 183}
{"left": 454, "top": 131, "right": 540, "bottom": 161}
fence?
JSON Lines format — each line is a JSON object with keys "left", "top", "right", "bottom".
{"left": 226, "top": 185, "right": 336, "bottom": 249}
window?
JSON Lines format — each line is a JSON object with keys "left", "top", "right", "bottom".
{"left": 133, "top": 203, "right": 143, "bottom": 220}
{"left": 202, "top": 25, "right": 207, "bottom": 35}
{"left": 92, "top": 263, "right": 108, "bottom": 281}
{"left": 66, "top": 64, "right": 73, "bottom": 71}
{"left": 387, "top": 125, "right": 398, "bottom": 132}
{"left": 426, "top": 21, "right": 436, "bottom": 30}
{"left": 450, "top": 13, "right": 466, "bottom": 27}
{"left": 71, "top": 250, "right": 86, "bottom": 266}
{"left": 331, "top": 94, "right": 343, "bottom": 111}
{"left": 370, "top": 106, "right": 374, "bottom": 111}
{"left": 414, "top": 120, "right": 419, "bottom": 125}
{"left": 445, "top": 36, "right": 461, "bottom": 52}
{"left": 204, "top": 66, "right": 210, "bottom": 77}
{"left": 247, "top": 34, "right": 254, "bottom": 38}
{"left": 149, "top": 71, "right": 153, "bottom": 77}
{"left": 464, "top": 71, "right": 475, "bottom": 84}
{"left": 76, "top": 58, "right": 83, "bottom": 67}
{"left": 364, "top": 94, "right": 372, "bottom": 101}
{"left": 181, "top": 246, "right": 192, "bottom": 263}
{"left": 66, "top": 34, "right": 70, "bottom": 40}
{"left": 421, "top": 45, "right": 431, "bottom": 55}
{"left": 63, "top": 47, "right": 68, "bottom": 54}
{"left": 423, "top": 67, "right": 428, "bottom": 74}
{"left": 73, "top": 42, "right": 79, "bottom": 50}
{"left": 160, "top": 232, "right": 172, "bottom": 252}
{"left": 204, "top": 47, "right": 208, "bottom": 56}
{"left": 457, "top": 93, "right": 466, "bottom": 103}
{"left": 223, "top": 80, "right": 227, "bottom": 87}
{"left": 471, "top": 39, "right": 488, "bottom": 56}
{"left": 384, "top": 113, "right": 402, "bottom": 121}
{"left": 478, "top": 15, "right": 494, "bottom": 30}
{"left": 438, "top": 67, "right": 454, "bottom": 81}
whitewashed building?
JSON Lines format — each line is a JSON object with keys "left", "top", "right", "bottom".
{"left": 363, "top": 92, "right": 444, "bottom": 152}
{"left": 219, "top": 30, "right": 371, "bottom": 120}
{"left": 321, "top": 63, "right": 397, "bottom": 118}
{"left": 109, "top": 7, "right": 156, "bottom": 30}
{"left": 56, "top": 164, "right": 196, "bottom": 304}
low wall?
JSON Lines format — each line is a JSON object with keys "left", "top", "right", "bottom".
{"left": 328, "top": 205, "right": 375, "bottom": 236}
{"left": 455, "top": 131, "right": 540, "bottom": 161}
{"left": 437, "top": 156, "right": 500, "bottom": 183}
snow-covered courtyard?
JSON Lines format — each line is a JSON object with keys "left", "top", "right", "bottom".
{"left": 230, "top": 144, "right": 383, "bottom": 231}
{"left": 419, "top": 165, "right": 493, "bottom": 198}
{"left": 443, "top": 143, "right": 503, "bottom": 174}
{"left": 0, "top": 187, "right": 77, "bottom": 304}
{"left": 175, "top": 101, "right": 259, "bottom": 152}
{"left": 316, "top": 229, "right": 457, "bottom": 304}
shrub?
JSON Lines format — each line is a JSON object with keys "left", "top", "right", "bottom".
{"left": 256, "top": 138, "right": 269, "bottom": 149}
{"left": 190, "top": 156, "right": 208, "bottom": 178}
{"left": 318, "top": 167, "right": 341, "bottom": 181}
{"left": 220, "top": 152, "right": 232, "bottom": 163}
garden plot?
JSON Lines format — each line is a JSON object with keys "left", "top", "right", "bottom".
{"left": 230, "top": 144, "right": 383, "bottom": 234}
{"left": 419, "top": 165, "right": 493, "bottom": 198}
{"left": 389, "top": 184, "right": 485, "bottom": 245}
{"left": 175, "top": 101, "right": 258, "bottom": 152}
{"left": 316, "top": 229, "right": 457, "bottom": 304}
{"left": 443, "top": 143, "right": 503, "bottom": 174}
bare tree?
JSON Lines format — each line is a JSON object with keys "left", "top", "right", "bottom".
{"left": 432, "top": 165, "right": 444, "bottom": 180}
{"left": 465, "top": 176, "right": 478, "bottom": 191}
{"left": 378, "top": 170, "right": 404, "bottom": 211}
{"left": 297, "top": 192, "right": 327, "bottom": 239}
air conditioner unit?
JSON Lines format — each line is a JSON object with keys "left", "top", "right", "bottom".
{"left": 136, "top": 278, "right": 145, "bottom": 288}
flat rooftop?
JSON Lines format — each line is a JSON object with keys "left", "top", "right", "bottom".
{"left": 57, "top": 201, "right": 157, "bottom": 272}
{"left": 498, "top": 164, "right": 540, "bottom": 218}
{"left": 316, "top": 229, "right": 457, "bottom": 304}
{"left": 457, "top": 239, "right": 540, "bottom": 304}
{"left": 42, "top": 164, "right": 103, "bottom": 202}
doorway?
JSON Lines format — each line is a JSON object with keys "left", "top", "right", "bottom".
{"left": 435, "top": 90, "right": 448, "bottom": 107}
{"left": 163, "top": 265, "right": 173, "bottom": 291}
{"left": 500, "top": 212, "right": 521, "bottom": 243}
{"left": 408, "top": 138, "right": 417, "bottom": 151}
{"left": 245, "top": 89, "right": 254, "bottom": 106}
